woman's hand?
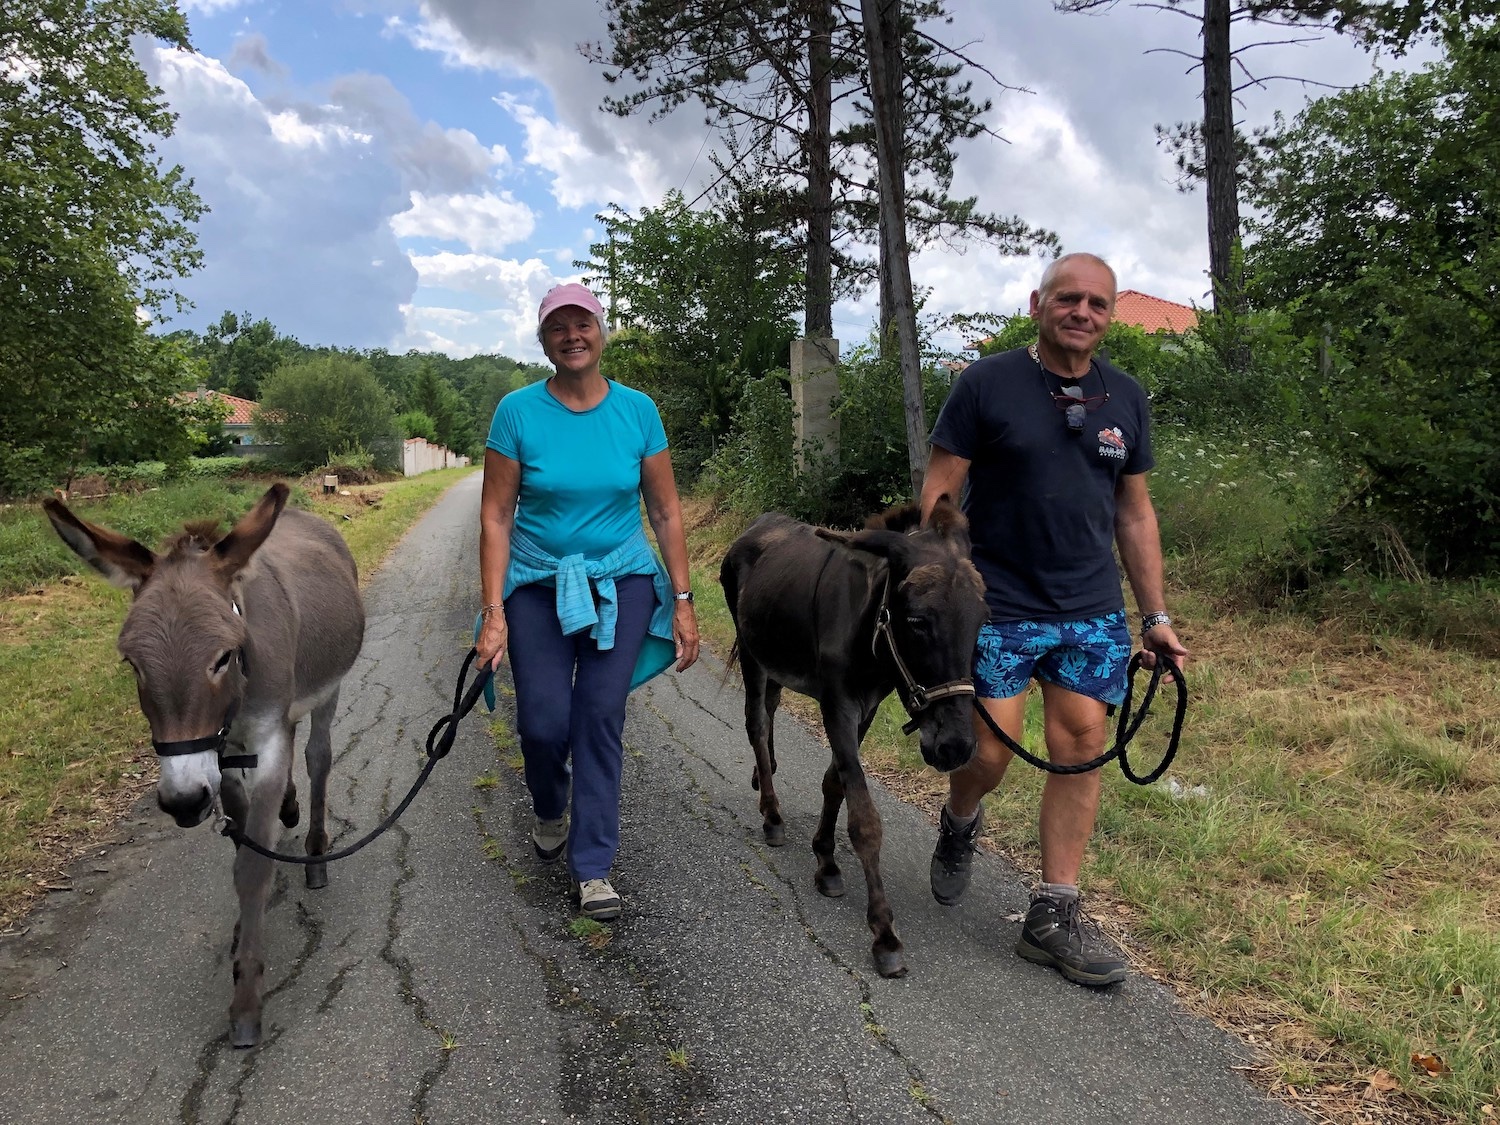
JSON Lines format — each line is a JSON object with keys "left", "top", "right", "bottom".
{"left": 673, "top": 600, "right": 699, "bottom": 672}
{"left": 476, "top": 607, "right": 508, "bottom": 671}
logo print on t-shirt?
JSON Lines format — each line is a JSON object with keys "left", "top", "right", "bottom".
{"left": 1097, "top": 427, "right": 1128, "bottom": 461}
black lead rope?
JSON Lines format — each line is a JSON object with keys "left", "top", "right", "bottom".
{"left": 972, "top": 653, "right": 1188, "bottom": 785}
{"left": 223, "top": 650, "right": 494, "bottom": 864}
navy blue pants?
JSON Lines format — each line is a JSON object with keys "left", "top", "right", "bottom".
{"left": 504, "top": 575, "right": 654, "bottom": 882}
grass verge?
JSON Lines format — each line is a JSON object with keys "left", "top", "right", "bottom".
{"left": 0, "top": 467, "right": 475, "bottom": 927}
{"left": 680, "top": 492, "right": 1498, "bottom": 1125}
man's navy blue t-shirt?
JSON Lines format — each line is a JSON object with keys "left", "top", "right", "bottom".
{"left": 929, "top": 346, "right": 1154, "bottom": 624}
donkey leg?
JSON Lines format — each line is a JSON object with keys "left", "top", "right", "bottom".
{"left": 741, "top": 657, "right": 785, "bottom": 846}
{"left": 811, "top": 761, "right": 845, "bottom": 898}
{"left": 824, "top": 708, "right": 904, "bottom": 977}
{"left": 301, "top": 690, "right": 339, "bottom": 890}
{"left": 842, "top": 769, "right": 905, "bottom": 978}
{"left": 229, "top": 724, "right": 292, "bottom": 1047}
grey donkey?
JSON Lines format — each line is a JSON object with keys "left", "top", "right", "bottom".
{"left": 45, "top": 483, "right": 365, "bottom": 1047}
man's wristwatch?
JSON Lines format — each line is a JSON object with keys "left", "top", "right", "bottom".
{"left": 674, "top": 591, "right": 694, "bottom": 603}
{"left": 1141, "top": 611, "right": 1171, "bottom": 634}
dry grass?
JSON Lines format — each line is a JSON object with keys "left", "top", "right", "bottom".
{"left": 685, "top": 497, "right": 1500, "bottom": 1124}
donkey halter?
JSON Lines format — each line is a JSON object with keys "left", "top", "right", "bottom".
{"left": 871, "top": 576, "right": 975, "bottom": 736}
{"left": 149, "top": 600, "right": 257, "bottom": 770}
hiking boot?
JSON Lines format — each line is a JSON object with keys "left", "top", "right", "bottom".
{"left": 930, "top": 804, "right": 984, "bottom": 906}
{"left": 1015, "top": 894, "right": 1127, "bottom": 987}
{"left": 532, "top": 815, "right": 567, "bottom": 863}
{"left": 578, "top": 878, "right": 622, "bottom": 921}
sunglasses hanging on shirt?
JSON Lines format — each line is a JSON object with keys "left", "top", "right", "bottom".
{"left": 1029, "top": 342, "right": 1109, "bottom": 435}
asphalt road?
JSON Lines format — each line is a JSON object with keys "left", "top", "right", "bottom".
{"left": 0, "top": 474, "right": 1304, "bottom": 1125}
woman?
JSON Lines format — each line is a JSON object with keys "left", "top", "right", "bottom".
{"left": 476, "top": 282, "right": 699, "bottom": 921}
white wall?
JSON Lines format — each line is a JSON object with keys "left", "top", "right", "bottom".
{"left": 402, "top": 438, "right": 470, "bottom": 477}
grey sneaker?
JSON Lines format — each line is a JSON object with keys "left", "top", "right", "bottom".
{"left": 929, "top": 804, "right": 984, "bottom": 905}
{"left": 578, "top": 878, "right": 621, "bottom": 921}
{"left": 532, "top": 815, "right": 567, "bottom": 863}
{"left": 1015, "top": 893, "right": 1127, "bottom": 987}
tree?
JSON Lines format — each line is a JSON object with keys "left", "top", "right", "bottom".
{"left": 199, "top": 312, "right": 304, "bottom": 401}
{"left": 586, "top": 1, "right": 1052, "bottom": 337}
{"left": 406, "top": 360, "right": 474, "bottom": 456}
{"left": 254, "top": 356, "right": 398, "bottom": 469}
{"left": 1243, "top": 18, "right": 1500, "bottom": 571}
{"left": 0, "top": 0, "right": 205, "bottom": 493}
{"left": 579, "top": 191, "right": 803, "bottom": 472}
{"left": 860, "top": 0, "right": 926, "bottom": 496}
{"left": 1054, "top": 0, "right": 1405, "bottom": 316}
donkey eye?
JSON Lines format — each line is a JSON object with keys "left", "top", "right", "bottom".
{"left": 211, "top": 651, "right": 233, "bottom": 674}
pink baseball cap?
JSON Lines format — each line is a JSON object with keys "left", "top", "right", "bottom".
{"left": 537, "top": 282, "right": 604, "bottom": 325}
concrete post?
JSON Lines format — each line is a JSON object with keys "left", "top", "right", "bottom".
{"left": 791, "top": 337, "right": 840, "bottom": 472}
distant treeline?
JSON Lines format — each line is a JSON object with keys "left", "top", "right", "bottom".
{"left": 165, "top": 311, "right": 553, "bottom": 460}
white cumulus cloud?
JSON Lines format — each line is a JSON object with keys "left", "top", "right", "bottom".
{"left": 391, "top": 191, "right": 536, "bottom": 253}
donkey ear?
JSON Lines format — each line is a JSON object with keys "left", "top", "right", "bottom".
{"left": 213, "top": 483, "right": 290, "bottom": 575}
{"left": 926, "top": 494, "right": 970, "bottom": 539}
{"left": 813, "top": 527, "right": 855, "bottom": 545}
{"left": 43, "top": 499, "right": 157, "bottom": 592}
{"left": 836, "top": 529, "right": 911, "bottom": 560}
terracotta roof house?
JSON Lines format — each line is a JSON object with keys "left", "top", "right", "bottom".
{"left": 186, "top": 387, "right": 265, "bottom": 448}
{"left": 964, "top": 287, "right": 1201, "bottom": 361}
{"left": 1113, "top": 289, "right": 1199, "bottom": 334}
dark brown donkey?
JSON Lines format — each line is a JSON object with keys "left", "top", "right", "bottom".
{"left": 720, "top": 498, "right": 987, "bottom": 977}
{"left": 45, "top": 483, "right": 364, "bottom": 1047}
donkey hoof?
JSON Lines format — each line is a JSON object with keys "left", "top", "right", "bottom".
{"left": 763, "top": 821, "right": 786, "bottom": 847}
{"left": 873, "top": 948, "right": 908, "bottom": 979}
{"left": 305, "top": 862, "right": 328, "bottom": 890}
{"left": 816, "top": 871, "right": 845, "bottom": 898}
{"left": 230, "top": 1014, "right": 261, "bottom": 1049}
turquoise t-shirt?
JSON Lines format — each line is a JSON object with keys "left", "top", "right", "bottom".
{"left": 486, "top": 378, "right": 669, "bottom": 560}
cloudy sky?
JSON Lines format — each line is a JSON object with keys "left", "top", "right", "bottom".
{"left": 152, "top": 0, "right": 1405, "bottom": 362}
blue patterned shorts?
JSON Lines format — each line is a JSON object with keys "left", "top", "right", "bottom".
{"left": 973, "top": 612, "right": 1132, "bottom": 705}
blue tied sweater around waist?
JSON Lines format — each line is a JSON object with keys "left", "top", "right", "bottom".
{"left": 476, "top": 526, "right": 678, "bottom": 709}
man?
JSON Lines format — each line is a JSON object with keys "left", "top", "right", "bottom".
{"left": 919, "top": 252, "right": 1188, "bottom": 986}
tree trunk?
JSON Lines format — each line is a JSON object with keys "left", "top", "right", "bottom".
{"left": 875, "top": 0, "right": 903, "bottom": 361}
{"left": 862, "top": 0, "right": 927, "bottom": 498}
{"left": 1202, "top": 0, "right": 1241, "bottom": 316}
{"left": 805, "top": 0, "right": 835, "bottom": 338}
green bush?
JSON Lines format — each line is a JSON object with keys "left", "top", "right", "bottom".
{"left": 0, "top": 446, "right": 55, "bottom": 501}
{"left": 1147, "top": 306, "right": 1315, "bottom": 441}
{"left": 701, "top": 371, "right": 800, "bottom": 516}
{"left": 703, "top": 338, "right": 959, "bottom": 527}
{"left": 255, "top": 355, "right": 398, "bottom": 470}
{"left": 181, "top": 456, "right": 249, "bottom": 479}
{"left": 397, "top": 410, "right": 438, "bottom": 442}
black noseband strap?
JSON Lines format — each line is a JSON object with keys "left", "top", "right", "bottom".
{"left": 152, "top": 726, "right": 257, "bottom": 771}
{"left": 153, "top": 733, "right": 226, "bottom": 757}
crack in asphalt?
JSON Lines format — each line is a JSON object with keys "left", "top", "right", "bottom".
{"left": 378, "top": 817, "right": 456, "bottom": 1125}
{"left": 467, "top": 748, "right": 716, "bottom": 1123}
{"left": 642, "top": 685, "right": 951, "bottom": 1124}
{"left": 179, "top": 868, "right": 324, "bottom": 1125}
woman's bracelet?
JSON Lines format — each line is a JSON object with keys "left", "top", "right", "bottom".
{"left": 481, "top": 602, "right": 505, "bottom": 618}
